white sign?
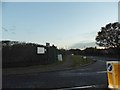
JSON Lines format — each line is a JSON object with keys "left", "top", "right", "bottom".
{"left": 58, "top": 54, "right": 63, "bottom": 61}
{"left": 37, "top": 47, "right": 45, "bottom": 54}
{"left": 107, "top": 63, "right": 112, "bottom": 72}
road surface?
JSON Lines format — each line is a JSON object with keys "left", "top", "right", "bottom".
{"left": 3, "top": 56, "right": 113, "bottom": 89}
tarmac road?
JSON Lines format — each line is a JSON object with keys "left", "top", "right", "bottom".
{"left": 2, "top": 56, "right": 111, "bottom": 89}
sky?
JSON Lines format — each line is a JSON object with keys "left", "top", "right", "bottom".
{"left": 2, "top": 2, "right": 118, "bottom": 49}
{"left": 1, "top": 0, "right": 120, "bottom": 2}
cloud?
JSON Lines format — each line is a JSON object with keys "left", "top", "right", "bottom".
{"left": 70, "top": 41, "right": 97, "bottom": 49}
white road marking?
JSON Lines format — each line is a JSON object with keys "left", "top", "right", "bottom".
{"left": 56, "top": 85, "right": 98, "bottom": 90}
{"left": 96, "top": 71, "right": 107, "bottom": 74}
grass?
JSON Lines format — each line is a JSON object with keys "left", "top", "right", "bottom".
{"left": 39, "top": 56, "right": 67, "bottom": 68}
{"left": 17, "top": 56, "right": 67, "bottom": 69}
{"left": 71, "top": 55, "right": 95, "bottom": 67}
{"left": 24, "top": 55, "right": 94, "bottom": 69}
{"left": 3, "top": 55, "right": 95, "bottom": 75}
{"left": 3, "top": 56, "right": 67, "bottom": 75}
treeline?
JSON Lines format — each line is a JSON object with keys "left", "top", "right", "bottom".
{"left": 68, "top": 47, "right": 120, "bottom": 58}
{"left": 2, "top": 40, "right": 120, "bottom": 68}
{"left": 2, "top": 40, "right": 58, "bottom": 68}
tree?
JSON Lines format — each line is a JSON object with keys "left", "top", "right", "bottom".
{"left": 96, "top": 22, "right": 120, "bottom": 48}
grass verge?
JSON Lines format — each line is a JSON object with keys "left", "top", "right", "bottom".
{"left": 38, "top": 56, "right": 67, "bottom": 68}
{"left": 71, "top": 55, "right": 95, "bottom": 68}
{"left": 3, "top": 56, "right": 67, "bottom": 75}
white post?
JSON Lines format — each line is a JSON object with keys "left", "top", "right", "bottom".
{"left": 58, "top": 54, "right": 63, "bottom": 61}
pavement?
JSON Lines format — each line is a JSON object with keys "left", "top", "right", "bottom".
{"left": 2, "top": 56, "right": 112, "bottom": 89}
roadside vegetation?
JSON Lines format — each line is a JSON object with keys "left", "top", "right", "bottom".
{"left": 2, "top": 56, "right": 67, "bottom": 75}
{"left": 37, "top": 55, "right": 67, "bottom": 68}
{"left": 2, "top": 40, "right": 59, "bottom": 68}
{"left": 70, "top": 55, "right": 95, "bottom": 68}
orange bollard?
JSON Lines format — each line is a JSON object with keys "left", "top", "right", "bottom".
{"left": 106, "top": 61, "right": 120, "bottom": 89}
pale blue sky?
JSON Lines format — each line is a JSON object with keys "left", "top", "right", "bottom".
{"left": 2, "top": 2, "right": 118, "bottom": 48}
{"left": 0, "top": 3, "right": 2, "bottom": 40}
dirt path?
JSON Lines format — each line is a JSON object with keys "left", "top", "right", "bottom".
{"left": 3, "top": 55, "right": 74, "bottom": 75}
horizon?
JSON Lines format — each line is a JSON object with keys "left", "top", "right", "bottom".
{"left": 1, "top": 40, "right": 106, "bottom": 50}
{"left": 2, "top": 2, "right": 118, "bottom": 49}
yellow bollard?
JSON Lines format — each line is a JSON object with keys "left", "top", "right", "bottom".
{"left": 106, "top": 61, "right": 120, "bottom": 89}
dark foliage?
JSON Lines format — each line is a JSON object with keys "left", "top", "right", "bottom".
{"left": 2, "top": 40, "right": 58, "bottom": 68}
{"left": 96, "top": 22, "right": 120, "bottom": 48}
{"left": 68, "top": 49, "right": 81, "bottom": 55}
{"left": 67, "top": 47, "right": 120, "bottom": 58}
